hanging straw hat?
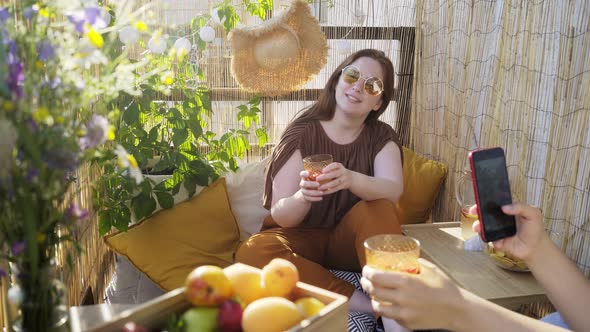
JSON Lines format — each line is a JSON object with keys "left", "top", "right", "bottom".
{"left": 228, "top": 0, "right": 328, "bottom": 96}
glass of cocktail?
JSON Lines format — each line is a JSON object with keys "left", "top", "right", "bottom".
{"left": 303, "top": 154, "right": 333, "bottom": 185}
{"left": 456, "top": 170, "right": 478, "bottom": 239}
{"left": 364, "top": 234, "right": 421, "bottom": 274}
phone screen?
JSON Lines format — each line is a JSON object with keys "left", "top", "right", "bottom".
{"left": 470, "top": 148, "right": 516, "bottom": 241}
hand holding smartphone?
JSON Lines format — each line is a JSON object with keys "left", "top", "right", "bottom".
{"left": 468, "top": 147, "right": 516, "bottom": 242}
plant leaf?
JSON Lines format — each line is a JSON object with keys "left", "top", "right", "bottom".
{"left": 132, "top": 193, "right": 157, "bottom": 220}
{"left": 123, "top": 102, "right": 140, "bottom": 125}
{"left": 155, "top": 191, "right": 174, "bottom": 209}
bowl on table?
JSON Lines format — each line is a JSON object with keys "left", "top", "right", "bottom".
{"left": 481, "top": 240, "right": 530, "bottom": 272}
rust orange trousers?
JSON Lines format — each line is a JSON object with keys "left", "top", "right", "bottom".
{"left": 235, "top": 199, "right": 403, "bottom": 297}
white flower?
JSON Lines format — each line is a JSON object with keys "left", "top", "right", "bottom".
{"left": 74, "top": 39, "right": 108, "bottom": 69}
{"left": 119, "top": 25, "right": 139, "bottom": 45}
{"left": 0, "top": 118, "right": 17, "bottom": 177}
{"left": 115, "top": 145, "right": 143, "bottom": 184}
{"left": 7, "top": 285, "right": 23, "bottom": 305}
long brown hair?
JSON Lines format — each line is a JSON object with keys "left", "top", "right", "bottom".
{"left": 290, "top": 49, "right": 395, "bottom": 126}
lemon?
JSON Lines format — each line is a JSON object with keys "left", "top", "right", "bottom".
{"left": 295, "top": 297, "right": 326, "bottom": 318}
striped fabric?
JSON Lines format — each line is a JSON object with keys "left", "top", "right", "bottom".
{"left": 330, "top": 270, "right": 383, "bottom": 332}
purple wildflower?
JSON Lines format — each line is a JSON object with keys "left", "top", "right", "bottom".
{"left": 0, "top": 7, "right": 9, "bottom": 23}
{"left": 80, "top": 114, "right": 109, "bottom": 149}
{"left": 5, "top": 40, "right": 18, "bottom": 65}
{"left": 7, "top": 61, "right": 24, "bottom": 99}
{"left": 47, "top": 77, "right": 62, "bottom": 89}
{"left": 67, "top": 6, "right": 108, "bottom": 33}
{"left": 67, "top": 14, "right": 86, "bottom": 33}
{"left": 37, "top": 41, "right": 55, "bottom": 61}
{"left": 26, "top": 118, "right": 38, "bottom": 133}
{"left": 0, "top": 268, "right": 6, "bottom": 278}
{"left": 11, "top": 241, "right": 25, "bottom": 255}
{"left": 66, "top": 203, "right": 89, "bottom": 221}
{"left": 84, "top": 7, "right": 107, "bottom": 29}
{"left": 23, "top": 6, "right": 38, "bottom": 20}
{"left": 26, "top": 168, "right": 38, "bottom": 182}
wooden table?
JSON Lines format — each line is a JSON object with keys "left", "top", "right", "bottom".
{"left": 402, "top": 222, "right": 549, "bottom": 310}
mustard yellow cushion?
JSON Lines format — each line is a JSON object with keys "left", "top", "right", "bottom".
{"left": 105, "top": 178, "right": 240, "bottom": 291}
{"left": 397, "top": 147, "right": 448, "bottom": 224}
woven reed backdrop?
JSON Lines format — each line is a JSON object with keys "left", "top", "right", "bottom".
{"left": 412, "top": 0, "right": 590, "bottom": 278}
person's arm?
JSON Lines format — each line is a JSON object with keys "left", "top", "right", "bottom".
{"left": 453, "top": 287, "right": 571, "bottom": 332}
{"left": 269, "top": 149, "right": 323, "bottom": 228}
{"left": 361, "top": 260, "right": 571, "bottom": 332}
{"left": 491, "top": 204, "right": 590, "bottom": 332}
{"left": 316, "top": 141, "right": 403, "bottom": 202}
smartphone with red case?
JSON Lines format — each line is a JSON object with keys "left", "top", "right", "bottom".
{"left": 468, "top": 147, "right": 516, "bottom": 242}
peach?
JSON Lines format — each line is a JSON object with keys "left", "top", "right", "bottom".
{"left": 242, "top": 297, "right": 304, "bottom": 332}
{"left": 224, "top": 263, "right": 267, "bottom": 305}
{"left": 261, "top": 258, "right": 299, "bottom": 298}
{"left": 185, "top": 265, "right": 233, "bottom": 306}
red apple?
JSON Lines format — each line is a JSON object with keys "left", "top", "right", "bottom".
{"left": 122, "top": 322, "right": 148, "bottom": 332}
{"left": 218, "top": 299, "right": 243, "bottom": 332}
{"left": 185, "top": 265, "right": 233, "bottom": 306}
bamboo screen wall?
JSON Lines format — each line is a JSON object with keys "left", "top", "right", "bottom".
{"left": 413, "top": 0, "right": 590, "bottom": 275}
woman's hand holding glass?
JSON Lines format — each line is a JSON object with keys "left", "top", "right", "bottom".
{"left": 298, "top": 161, "right": 352, "bottom": 202}
{"left": 315, "top": 162, "right": 352, "bottom": 193}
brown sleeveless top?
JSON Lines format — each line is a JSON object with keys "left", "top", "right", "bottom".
{"left": 263, "top": 120, "right": 403, "bottom": 229}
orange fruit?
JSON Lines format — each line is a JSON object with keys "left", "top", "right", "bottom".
{"left": 185, "top": 265, "right": 233, "bottom": 306}
{"left": 261, "top": 258, "right": 299, "bottom": 298}
{"left": 242, "top": 297, "right": 303, "bottom": 332}
{"left": 224, "top": 264, "right": 267, "bottom": 305}
{"left": 295, "top": 297, "right": 325, "bottom": 318}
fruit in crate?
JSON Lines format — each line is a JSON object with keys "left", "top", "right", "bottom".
{"left": 224, "top": 263, "right": 267, "bottom": 304}
{"left": 185, "top": 265, "right": 233, "bottom": 306}
{"left": 295, "top": 297, "right": 326, "bottom": 318}
{"left": 242, "top": 297, "right": 305, "bottom": 332}
{"left": 122, "top": 322, "right": 148, "bottom": 332}
{"left": 218, "top": 299, "right": 243, "bottom": 332}
{"left": 261, "top": 258, "right": 299, "bottom": 297}
{"left": 181, "top": 307, "right": 219, "bottom": 332}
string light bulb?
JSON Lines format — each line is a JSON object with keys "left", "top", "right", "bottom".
{"left": 148, "top": 35, "right": 167, "bottom": 54}
{"left": 199, "top": 26, "right": 215, "bottom": 43}
{"left": 173, "top": 37, "right": 192, "bottom": 54}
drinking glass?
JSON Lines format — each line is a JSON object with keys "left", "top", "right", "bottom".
{"left": 364, "top": 234, "right": 421, "bottom": 274}
{"left": 303, "top": 154, "right": 333, "bottom": 185}
{"left": 456, "top": 170, "right": 478, "bottom": 239}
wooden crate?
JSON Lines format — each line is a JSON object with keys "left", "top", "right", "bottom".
{"left": 85, "top": 263, "right": 348, "bottom": 332}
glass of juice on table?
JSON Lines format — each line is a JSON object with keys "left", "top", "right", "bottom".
{"left": 455, "top": 170, "right": 478, "bottom": 240}
{"left": 364, "top": 234, "right": 421, "bottom": 274}
{"left": 303, "top": 154, "right": 333, "bottom": 185}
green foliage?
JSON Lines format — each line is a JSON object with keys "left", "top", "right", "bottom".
{"left": 244, "top": 0, "right": 273, "bottom": 20}
{"left": 94, "top": 46, "right": 268, "bottom": 235}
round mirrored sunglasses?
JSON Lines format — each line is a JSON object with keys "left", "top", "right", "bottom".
{"left": 340, "top": 65, "right": 384, "bottom": 96}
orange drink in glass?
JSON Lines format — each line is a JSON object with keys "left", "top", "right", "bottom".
{"left": 303, "top": 154, "right": 333, "bottom": 185}
{"left": 460, "top": 207, "right": 479, "bottom": 240}
{"left": 364, "top": 234, "right": 421, "bottom": 274}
